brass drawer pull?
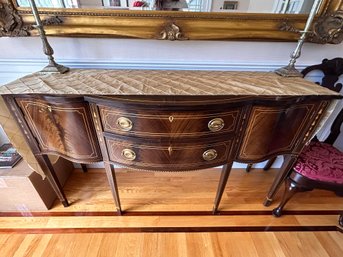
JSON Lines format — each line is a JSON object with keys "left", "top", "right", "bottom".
{"left": 202, "top": 149, "right": 217, "bottom": 161}
{"left": 208, "top": 118, "right": 224, "bottom": 132}
{"left": 117, "top": 117, "right": 133, "bottom": 131}
{"left": 121, "top": 149, "right": 136, "bottom": 161}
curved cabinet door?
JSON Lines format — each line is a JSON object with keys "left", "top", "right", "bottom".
{"left": 16, "top": 96, "right": 102, "bottom": 163}
{"left": 238, "top": 103, "right": 317, "bottom": 162}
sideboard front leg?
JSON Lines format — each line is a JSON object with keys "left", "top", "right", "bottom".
{"left": 104, "top": 162, "right": 122, "bottom": 215}
{"left": 212, "top": 162, "right": 233, "bottom": 214}
{"left": 39, "top": 155, "right": 69, "bottom": 207}
{"left": 264, "top": 154, "right": 298, "bottom": 206}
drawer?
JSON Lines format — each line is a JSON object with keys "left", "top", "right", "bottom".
{"left": 105, "top": 137, "right": 233, "bottom": 171}
{"left": 99, "top": 106, "right": 241, "bottom": 138}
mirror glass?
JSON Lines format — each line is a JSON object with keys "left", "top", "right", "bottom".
{"left": 17, "top": 0, "right": 319, "bottom": 14}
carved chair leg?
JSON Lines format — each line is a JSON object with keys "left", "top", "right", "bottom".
{"left": 246, "top": 164, "right": 252, "bottom": 172}
{"left": 213, "top": 163, "right": 233, "bottom": 214}
{"left": 104, "top": 162, "right": 122, "bottom": 215}
{"left": 263, "top": 157, "right": 277, "bottom": 171}
{"left": 80, "top": 164, "right": 88, "bottom": 173}
{"left": 272, "top": 178, "right": 300, "bottom": 217}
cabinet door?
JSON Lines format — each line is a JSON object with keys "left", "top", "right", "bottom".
{"left": 16, "top": 96, "right": 102, "bottom": 162}
{"left": 238, "top": 103, "right": 316, "bottom": 162}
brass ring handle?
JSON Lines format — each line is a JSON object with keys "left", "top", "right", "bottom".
{"left": 208, "top": 118, "right": 224, "bottom": 132}
{"left": 121, "top": 149, "right": 136, "bottom": 161}
{"left": 117, "top": 117, "right": 133, "bottom": 131}
{"left": 202, "top": 149, "right": 218, "bottom": 161}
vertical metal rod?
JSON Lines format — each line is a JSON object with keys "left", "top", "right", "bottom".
{"left": 275, "top": 0, "right": 322, "bottom": 77}
{"left": 28, "top": 0, "right": 69, "bottom": 74}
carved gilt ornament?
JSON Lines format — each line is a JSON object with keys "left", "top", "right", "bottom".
{"left": 0, "top": 1, "right": 30, "bottom": 36}
{"left": 158, "top": 22, "right": 188, "bottom": 41}
{"left": 280, "top": 10, "right": 343, "bottom": 44}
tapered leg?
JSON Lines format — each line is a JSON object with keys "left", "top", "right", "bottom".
{"left": 212, "top": 163, "right": 233, "bottom": 214}
{"left": 38, "top": 155, "right": 69, "bottom": 207}
{"left": 264, "top": 154, "right": 297, "bottom": 206}
{"left": 246, "top": 164, "right": 252, "bottom": 172}
{"left": 272, "top": 178, "right": 300, "bottom": 217}
{"left": 80, "top": 164, "right": 88, "bottom": 173}
{"left": 104, "top": 162, "right": 122, "bottom": 215}
{"left": 263, "top": 157, "right": 277, "bottom": 171}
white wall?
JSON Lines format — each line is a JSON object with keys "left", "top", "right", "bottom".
{"left": 248, "top": 0, "right": 274, "bottom": 13}
{"left": 1, "top": 37, "right": 343, "bottom": 83}
{"left": 0, "top": 37, "right": 342, "bottom": 167}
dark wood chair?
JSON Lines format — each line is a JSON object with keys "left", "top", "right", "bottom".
{"left": 271, "top": 58, "right": 343, "bottom": 226}
{"left": 246, "top": 57, "right": 343, "bottom": 173}
{"left": 272, "top": 108, "right": 343, "bottom": 226}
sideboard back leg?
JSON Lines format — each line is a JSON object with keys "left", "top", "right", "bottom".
{"left": 263, "top": 157, "right": 277, "bottom": 171}
{"left": 80, "top": 164, "right": 88, "bottom": 173}
{"left": 104, "top": 162, "right": 122, "bottom": 215}
{"left": 39, "top": 155, "right": 69, "bottom": 207}
{"left": 212, "top": 162, "right": 233, "bottom": 214}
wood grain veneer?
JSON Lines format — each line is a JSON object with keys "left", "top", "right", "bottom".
{"left": 2, "top": 79, "right": 340, "bottom": 214}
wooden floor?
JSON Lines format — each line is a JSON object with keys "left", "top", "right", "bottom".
{"left": 0, "top": 168, "right": 342, "bottom": 256}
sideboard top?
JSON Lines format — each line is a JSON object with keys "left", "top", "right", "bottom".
{"left": 0, "top": 69, "right": 340, "bottom": 97}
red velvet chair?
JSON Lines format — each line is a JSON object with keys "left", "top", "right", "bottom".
{"left": 272, "top": 108, "right": 343, "bottom": 226}
{"left": 271, "top": 58, "right": 343, "bottom": 226}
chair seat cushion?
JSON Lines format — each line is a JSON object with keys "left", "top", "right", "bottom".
{"left": 294, "top": 141, "right": 343, "bottom": 184}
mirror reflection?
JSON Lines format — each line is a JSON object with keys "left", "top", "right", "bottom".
{"left": 17, "top": 0, "right": 318, "bottom": 14}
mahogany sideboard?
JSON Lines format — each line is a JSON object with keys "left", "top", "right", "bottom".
{"left": 0, "top": 69, "right": 340, "bottom": 214}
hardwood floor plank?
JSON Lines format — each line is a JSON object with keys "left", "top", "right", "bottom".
{"left": 327, "top": 231, "right": 343, "bottom": 252}
{"left": 47, "top": 169, "right": 343, "bottom": 213}
{"left": 12, "top": 234, "right": 43, "bottom": 257}
{"left": 250, "top": 232, "right": 287, "bottom": 257}
{"left": 314, "top": 232, "right": 343, "bottom": 257}
{"left": 0, "top": 234, "right": 26, "bottom": 257}
{"left": 1, "top": 168, "right": 342, "bottom": 256}
{"left": 1, "top": 215, "right": 338, "bottom": 230}
{"left": 0, "top": 232, "right": 342, "bottom": 257}
{"left": 216, "top": 232, "right": 259, "bottom": 257}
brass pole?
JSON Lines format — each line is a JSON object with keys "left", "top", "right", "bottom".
{"left": 28, "top": 0, "right": 69, "bottom": 74}
{"left": 275, "top": 0, "right": 322, "bottom": 77}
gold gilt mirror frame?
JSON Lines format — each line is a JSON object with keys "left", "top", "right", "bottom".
{"left": 0, "top": 0, "right": 342, "bottom": 43}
